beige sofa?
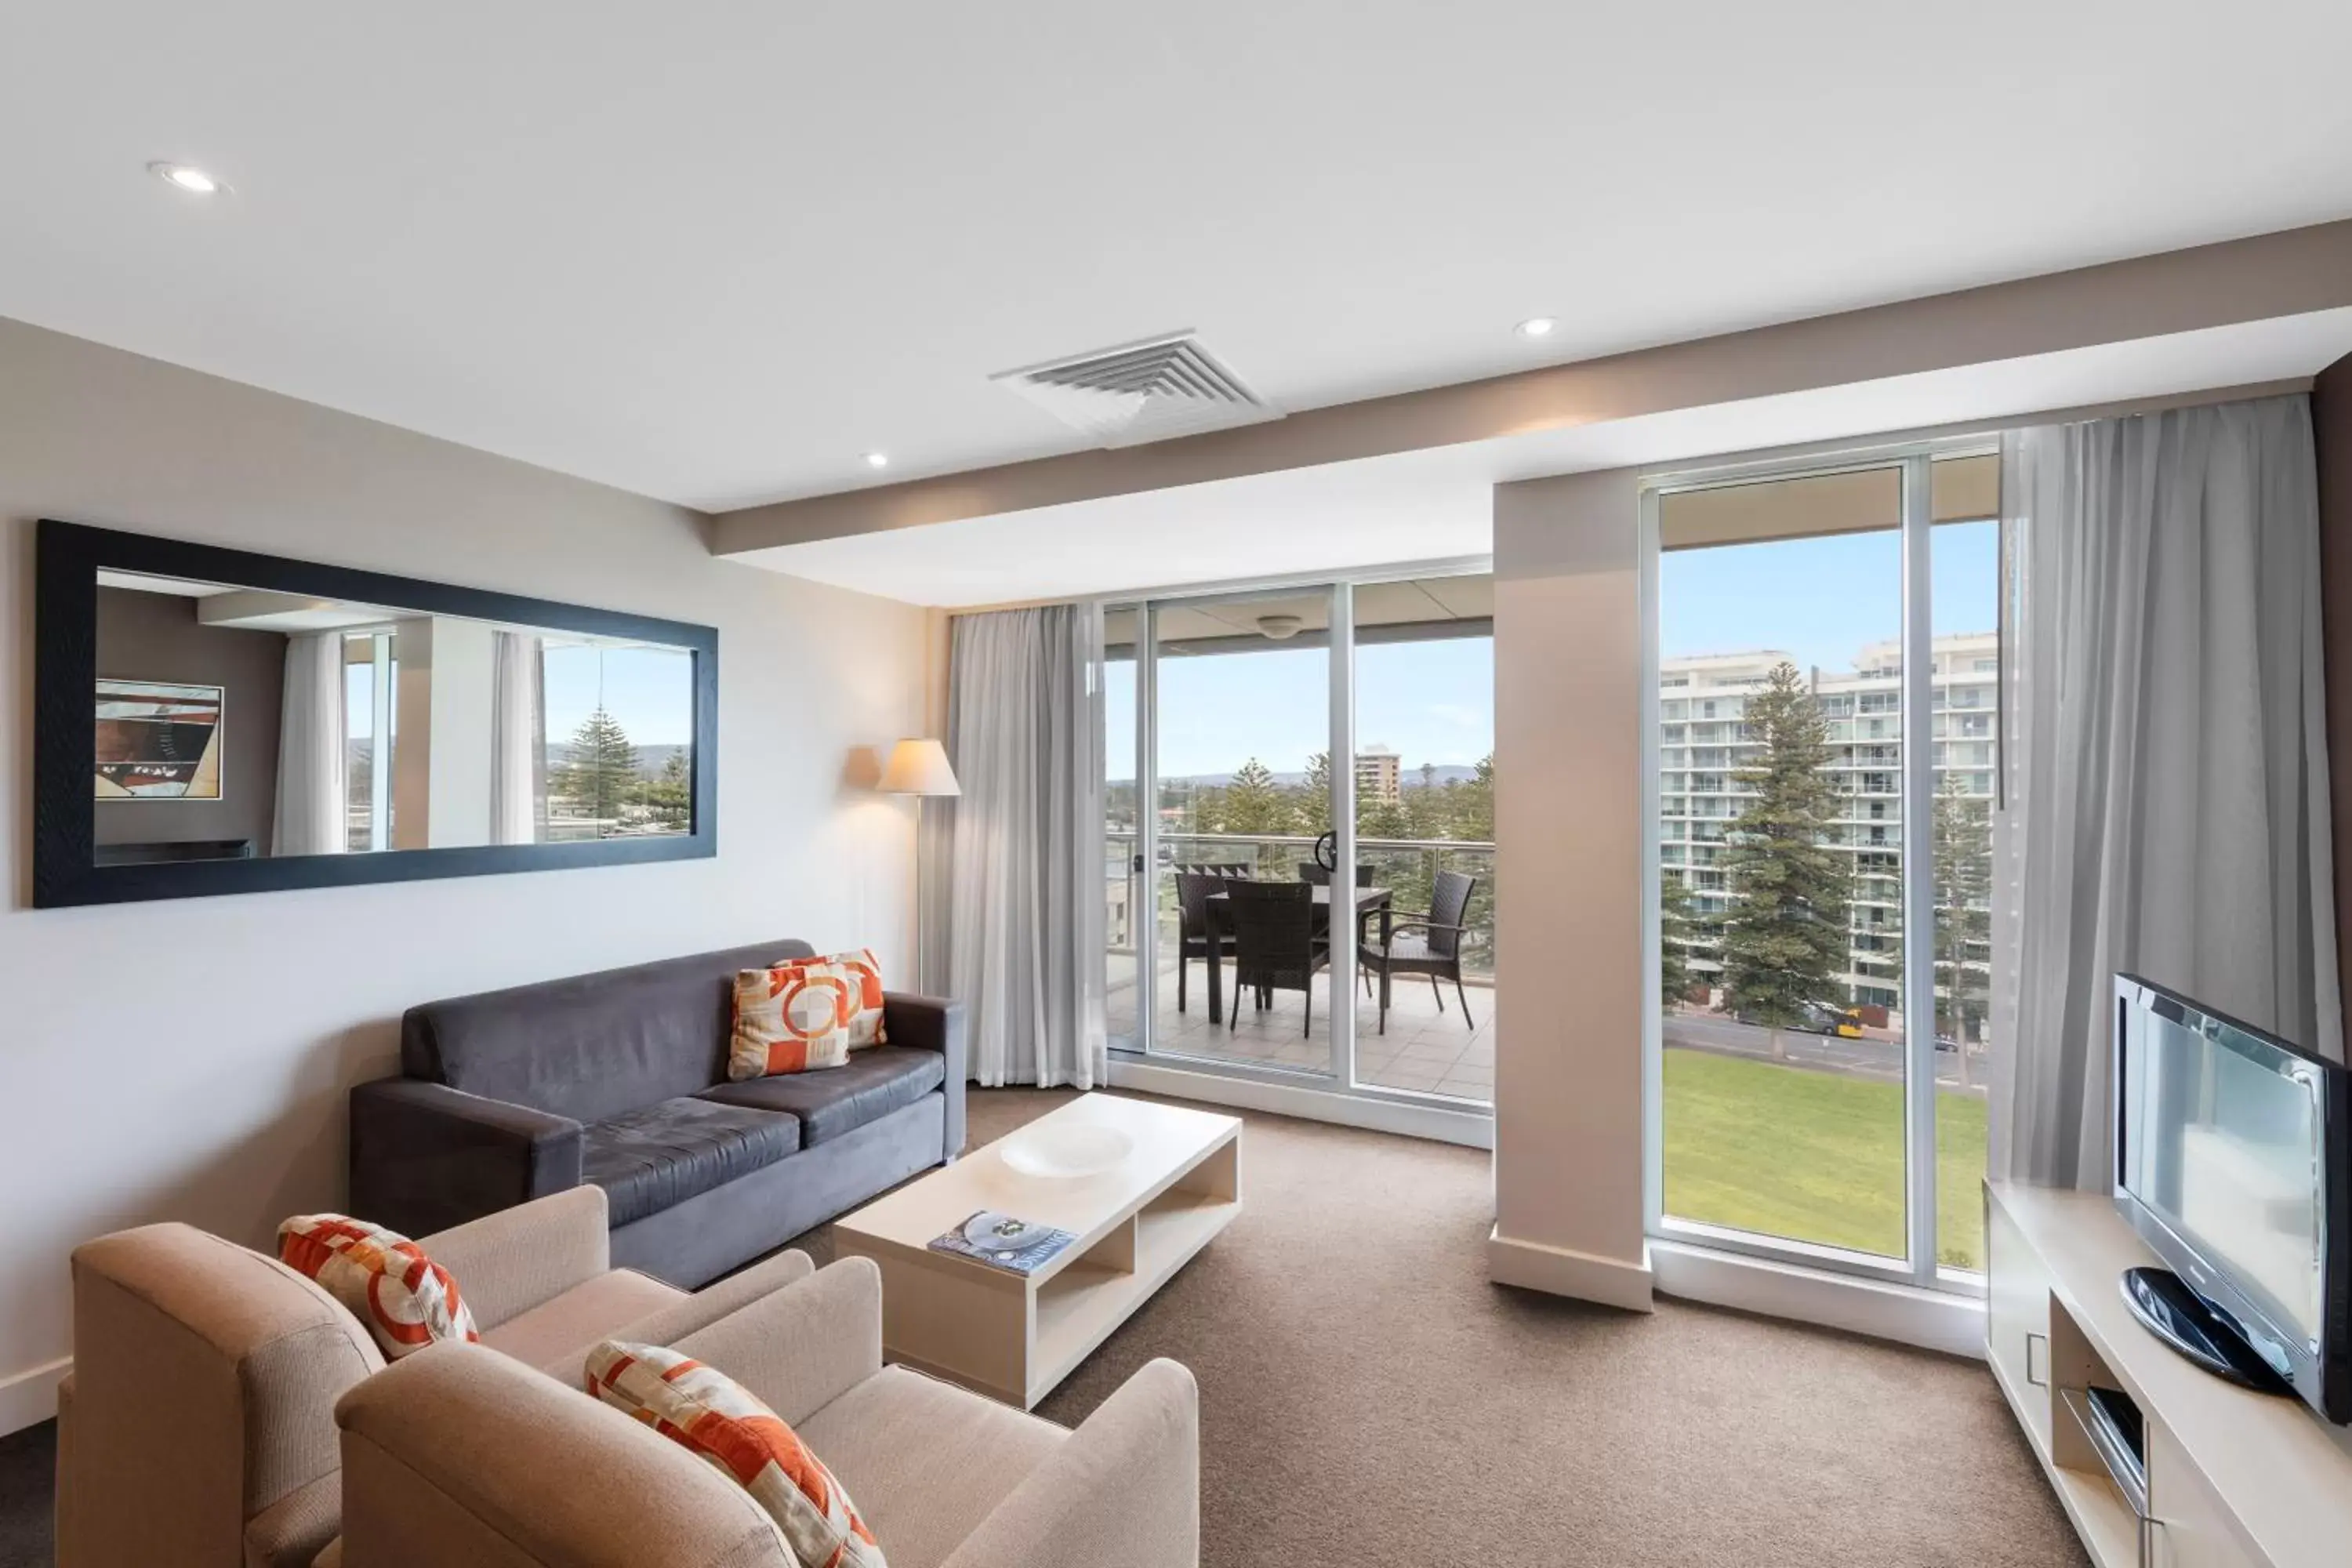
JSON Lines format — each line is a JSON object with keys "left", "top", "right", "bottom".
{"left": 331, "top": 1255, "right": 1201, "bottom": 1568}
{"left": 57, "top": 1185, "right": 813, "bottom": 1568}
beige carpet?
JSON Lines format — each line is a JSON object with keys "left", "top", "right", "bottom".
{"left": 793, "top": 1088, "right": 2087, "bottom": 1568}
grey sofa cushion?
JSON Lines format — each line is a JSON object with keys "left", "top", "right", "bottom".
{"left": 698, "top": 1047, "right": 946, "bottom": 1147}
{"left": 581, "top": 1099, "right": 802, "bottom": 1227}
{"left": 399, "top": 940, "right": 815, "bottom": 1125}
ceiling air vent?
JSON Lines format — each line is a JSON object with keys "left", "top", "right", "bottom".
{"left": 990, "top": 332, "right": 1281, "bottom": 448}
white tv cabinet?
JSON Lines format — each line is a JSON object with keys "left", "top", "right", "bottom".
{"left": 1985, "top": 1181, "right": 2352, "bottom": 1568}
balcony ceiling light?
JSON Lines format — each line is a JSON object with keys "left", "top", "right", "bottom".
{"left": 1256, "top": 614, "right": 1305, "bottom": 640}
{"left": 149, "top": 162, "right": 227, "bottom": 196}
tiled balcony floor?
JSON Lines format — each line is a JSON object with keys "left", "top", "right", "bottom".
{"left": 1107, "top": 953, "right": 1493, "bottom": 1103}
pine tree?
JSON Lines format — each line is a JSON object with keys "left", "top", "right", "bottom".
{"left": 1294, "top": 752, "right": 1334, "bottom": 837}
{"left": 1661, "top": 869, "right": 1693, "bottom": 1006}
{"left": 1400, "top": 772, "right": 1450, "bottom": 841}
{"left": 1932, "top": 771, "right": 1993, "bottom": 1078}
{"left": 644, "top": 750, "right": 692, "bottom": 830}
{"left": 1719, "top": 663, "right": 1852, "bottom": 1054}
{"left": 552, "top": 708, "right": 641, "bottom": 824}
{"left": 1217, "top": 757, "right": 1294, "bottom": 837}
{"left": 1455, "top": 753, "right": 1495, "bottom": 842}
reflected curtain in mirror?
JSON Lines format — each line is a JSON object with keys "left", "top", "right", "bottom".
{"left": 490, "top": 630, "right": 542, "bottom": 846}
{"left": 273, "top": 632, "right": 348, "bottom": 857}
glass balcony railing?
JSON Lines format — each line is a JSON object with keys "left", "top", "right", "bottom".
{"left": 1104, "top": 829, "right": 1497, "bottom": 981}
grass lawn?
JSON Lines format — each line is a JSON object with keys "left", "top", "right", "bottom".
{"left": 1662, "top": 1046, "right": 1987, "bottom": 1269}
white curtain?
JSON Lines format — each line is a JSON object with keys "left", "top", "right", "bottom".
{"left": 490, "top": 630, "right": 542, "bottom": 845}
{"left": 1989, "top": 394, "right": 2343, "bottom": 1190}
{"left": 271, "top": 632, "right": 348, "bottom": 856}
{"left": 933, "top": 604, "right": 1107, "bottom": 1088}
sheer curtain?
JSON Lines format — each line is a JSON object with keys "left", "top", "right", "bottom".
{"left": 490, "top": 630, "right": 542, "bottom": 844}
{"left": 1989, "top": 394, "right": 2343, "bottom": 1190}
{"left": 930, "top": 604, "right": 1107, "bottom": 1088}
{"left": 271, "top": 632, "right": 348, "bottom": 856}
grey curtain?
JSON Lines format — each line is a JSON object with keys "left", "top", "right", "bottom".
{"left": 270, "top": 631, "right": 348, "bottom": 856}
{"left": 1988, "top": 394, "right": 2343, "bottom": 1191}
{"left": 930, "top": 604, "right": 1108, "bottom": 1088}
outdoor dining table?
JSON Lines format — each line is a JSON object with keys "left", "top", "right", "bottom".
{"left": 1201, "top": 883, "right": 1392, "bottom": 1025}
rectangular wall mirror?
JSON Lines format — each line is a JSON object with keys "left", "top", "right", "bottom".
{"left": 35, "top": 520, "right": 717, "bottom": 906}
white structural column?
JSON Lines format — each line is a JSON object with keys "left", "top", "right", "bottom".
{"left": 1487, "top": 467, "right": 1655, "bottom": 1311}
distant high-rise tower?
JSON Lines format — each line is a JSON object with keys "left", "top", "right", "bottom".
{"left": 1355, "top": 746, "right": 1403, "bottom": 806}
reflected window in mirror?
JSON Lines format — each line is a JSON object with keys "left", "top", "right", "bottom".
{"left": 85, "top": 568, "right": 701, "bottom": 867}
{"left": 539, "top": 639, "right": 696, "bottom": 843}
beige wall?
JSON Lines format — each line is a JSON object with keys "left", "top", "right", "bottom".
{"left": 0, "top": 316, "right": 928, "bottom": 1429}
{"left": 1488, "top": 468, "right": 1653, "bottom": 1310}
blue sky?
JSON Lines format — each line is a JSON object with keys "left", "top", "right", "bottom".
{"left": 1106, "top": 521, "right": 1998, "bottom": 782}
{"left": 1661, "top": 520, "right": 1998, "bottom": 670}
{"left": 1109, "top": 638, "right": 1495, "bottom": 781}
{"left": 542, "top": 644, "right": 695, "bottom": 747}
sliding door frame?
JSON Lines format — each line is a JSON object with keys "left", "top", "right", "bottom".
{"left": 1101, "top": 557, "right": 1490, "bottom": 1110}
{"left": 1639, "top": 436, "right": 1996, "bottom": 1297}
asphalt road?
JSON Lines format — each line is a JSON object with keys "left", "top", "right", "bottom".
{"left": 1664, "top": 1011, "right": 1984, "bottom": 1094}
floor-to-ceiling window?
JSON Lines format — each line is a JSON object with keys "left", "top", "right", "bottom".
{"left": 1647, "top": 449, "right": 1998, "bottom": 1287}
{"left": 1101, "top": 572, "right": 1496, "bottom": 1109}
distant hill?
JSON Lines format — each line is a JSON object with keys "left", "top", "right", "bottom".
{"left": 1124, "top": 764, "right": 1482, "bottom": 790}
{"left": 548, "top": 741, "right": 688, "bottom": 779}
{"left": 347, "top": 739, "right": 688, "bottom": 781}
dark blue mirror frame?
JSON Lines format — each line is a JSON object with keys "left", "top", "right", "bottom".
{"left": 34, "top": 518, "right": 718, "bottom": 908}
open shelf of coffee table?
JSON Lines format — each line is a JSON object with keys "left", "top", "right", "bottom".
{"left": 1029, "top": 1149, "right": 1239, "bottom": 1403}
{"left": 833, "top": 1093, "right": 1243, "bottom": 1410}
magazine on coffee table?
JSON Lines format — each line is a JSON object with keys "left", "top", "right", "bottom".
{"left": 927, "top": 1210, "right": 1078, "bottom": 1276}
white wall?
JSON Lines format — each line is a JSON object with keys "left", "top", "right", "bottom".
{"left": 1488, "top": 468, "right": 1653, "bottom": 1311}
{"left": 0, "top": 316, "right": 929, "bottom": 1429}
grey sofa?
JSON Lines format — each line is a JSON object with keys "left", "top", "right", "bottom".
{"left": 349, "top": 940, "right": 966, "bottom": 1287}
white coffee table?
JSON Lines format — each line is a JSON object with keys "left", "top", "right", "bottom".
{"left": 833, "top": 1093, "right": 1241, "bottom": 1409}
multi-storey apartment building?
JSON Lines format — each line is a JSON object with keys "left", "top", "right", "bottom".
{"left": 1660, "top": 633, "right": 1998, "bottom": 1013}
{"left": 1355, "top": 745, "right": 1403, "bottom": 806}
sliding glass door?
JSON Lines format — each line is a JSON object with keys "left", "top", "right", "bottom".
{"left": 1152, "top": 589, "right": 1338, "bottom": 1074}
{"left": 1646, "top": 449, "right": 1998, "bottom": 1287}
{"left": 1100, "top": 571, "right": 1497, "bottom": 1108}
{"left": 1104, "top": 605, "right": 1145, "bottom": 1055}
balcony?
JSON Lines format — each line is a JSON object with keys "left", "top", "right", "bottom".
{"left": 1104, "top": 831, "right": 1494, "bottom": 1103}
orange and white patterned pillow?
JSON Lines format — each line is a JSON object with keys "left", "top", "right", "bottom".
{"left": 276, "top": 1214, "right": 480, "bottom": 1361}
{"left": 728, "top": 949, "right": 888, "bottom": 1081}
{"left": 586, "top": 1339, "right": 884, "bottom": 1568}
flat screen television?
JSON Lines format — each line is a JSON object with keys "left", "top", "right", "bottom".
{"left": 2112, "top": 974, "right": 2351, "bottom": 1423}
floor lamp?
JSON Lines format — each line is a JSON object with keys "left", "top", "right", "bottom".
{"left": 880, "top": 738, "right": 960, "bottom": 991}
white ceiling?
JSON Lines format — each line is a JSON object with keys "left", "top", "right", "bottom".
{"left": 4, "top": 3, "right": 2350, "bottom": 514}
{"left": 737, "top": 308, "right": 2352, "bottom": 605}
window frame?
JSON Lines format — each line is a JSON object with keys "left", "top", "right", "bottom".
{"left": 1639, "top": 437, "right": 1998, "bottom": 1297}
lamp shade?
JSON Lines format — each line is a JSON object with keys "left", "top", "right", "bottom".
{"left": 879, "top": 738, "right": 960, "bottom": 797}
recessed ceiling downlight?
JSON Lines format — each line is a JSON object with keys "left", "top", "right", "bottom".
{"left": 149, "top": 162, "right": 226, "bottom": 195}
{"left": 862, "top": 452, "right": 889, "bottom": 470}
{"left": 1515, "top": 316, "right": 1557, "bottom": 339}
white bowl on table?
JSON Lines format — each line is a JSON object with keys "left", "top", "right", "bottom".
{"left": 1000, "top": 1123, "right": 1135, "bottom": 1179}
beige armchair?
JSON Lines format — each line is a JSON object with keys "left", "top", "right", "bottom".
{"left": 332, "top": 1255, "right": 1201, "bottom": 1568}
{"left": 56, "top": 1185, "right": 813, "bottom": 1568}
